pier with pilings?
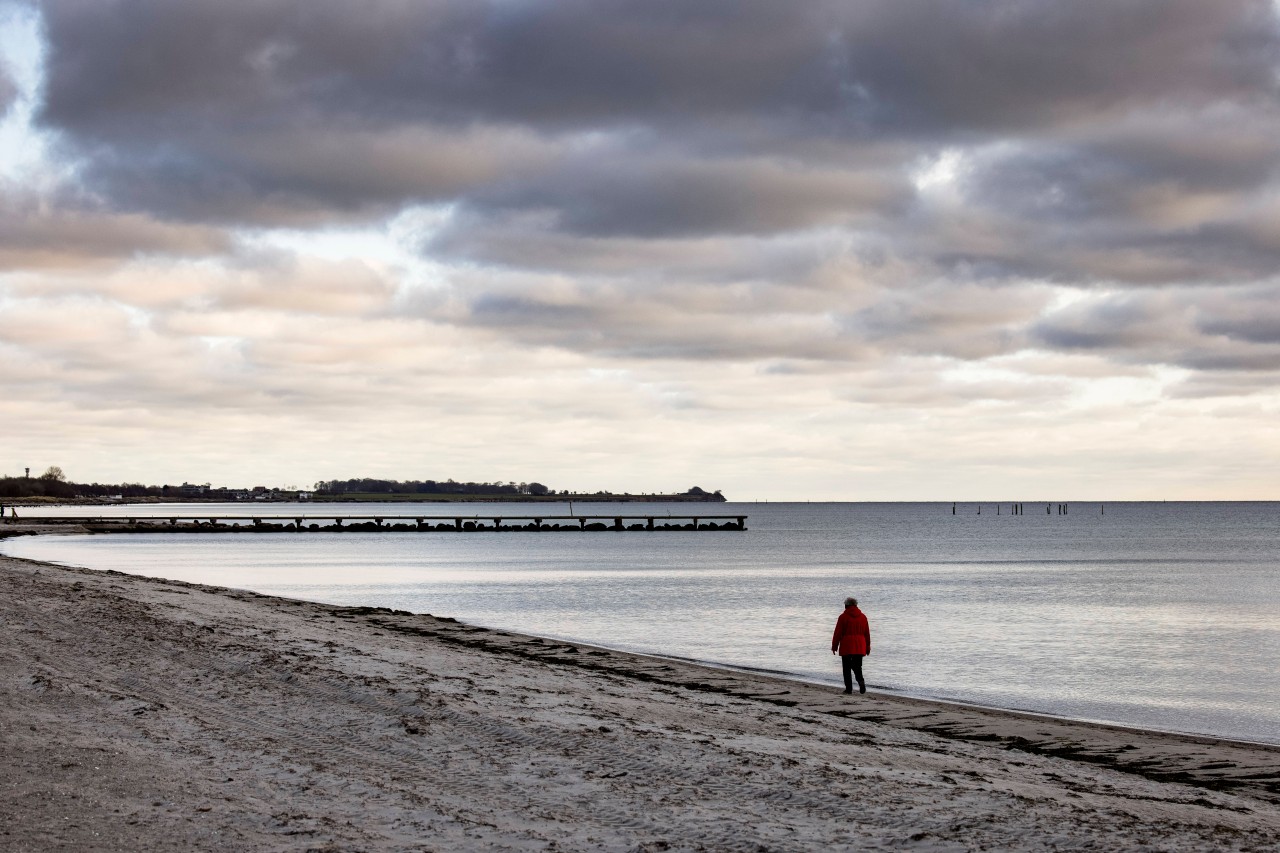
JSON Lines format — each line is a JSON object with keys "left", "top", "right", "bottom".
{"left": 18, "top": 513, "right": 748, "bottom": 533}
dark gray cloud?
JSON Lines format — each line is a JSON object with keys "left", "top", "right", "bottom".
{"left": 1032, "top": 284, "right": 1280, "bottom": 372}
{"left": 450, "top": 151, "right": 913, "bottom": 239}
{"left": 1034, "top": 295, "right": 1172, "bottom": 352}
{"left": 41, "top": 0, "right": 1276, "bottom": 135}
{"left": 835, "top": 0, "right": 1277, "bottom": 131}
{"left": 36, "top": 0, "right": 1280, "bottom": 223}
{"left": 0, "top": 66, "right": 16, "bottom": 115}
{"left": 892, "top": 102, "right": 1280, "bottom": 286}
{"left": 1192, "top": 287, "right": 1280, "bottom": 349}
{"left": 51, "top": 124, "right": 557, "bottom": 225}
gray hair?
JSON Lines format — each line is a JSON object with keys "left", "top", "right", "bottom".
{"left": 845, "top": 597, "right": 858, "bottom": 607}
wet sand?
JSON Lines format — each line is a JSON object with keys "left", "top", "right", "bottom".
{"left": 2, "top": 547, "right": 1279, "bottom": 851}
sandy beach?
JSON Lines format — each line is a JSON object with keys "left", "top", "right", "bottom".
{"left": 3, "top": 542, "right": 1279, "bottom": 851}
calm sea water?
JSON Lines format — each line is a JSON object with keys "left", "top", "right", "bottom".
{"left": 5, "top": 501, "right": 1278, "bottom": 744}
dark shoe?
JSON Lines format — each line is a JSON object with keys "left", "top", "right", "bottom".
{"left": 842, "top": 689, "right": 853, "bottom": 694}
{"left": 859, "top": 684, "right": 866, "bottom": 694}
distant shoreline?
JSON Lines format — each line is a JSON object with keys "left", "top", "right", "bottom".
{"left": 1, "top": 493, "right": 728, "bottom": 507}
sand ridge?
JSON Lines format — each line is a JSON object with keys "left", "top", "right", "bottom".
{"left": 2, "top": 553, "right": 1279, "bottom": 851}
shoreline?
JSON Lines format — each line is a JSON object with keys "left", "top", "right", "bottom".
{"left": 478, "top": 627, "right": 1280, "bottom": 752}
{"left": 5, "top": 517, "right": 1274, "bottom": 753}
{"left": 3, "top": 553, "right": 1279, "bottom": 850}
{"left": 693, "top": 660, "right": 1280, "bottom": 752}
{"left": 3, "top": 521, "right": 1279, "bottom": 750}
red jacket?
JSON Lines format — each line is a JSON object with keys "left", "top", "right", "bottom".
{"left": 832, "top": 606, "right": 870, "bottom": 656}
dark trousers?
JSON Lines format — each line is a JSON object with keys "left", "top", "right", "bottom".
{"left": 841, "top": 654, "right": 865, "bottom": 692}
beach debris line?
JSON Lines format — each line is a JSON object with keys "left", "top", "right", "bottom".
{"left": 32, "top": 513, "right": 748, "bottom": 534}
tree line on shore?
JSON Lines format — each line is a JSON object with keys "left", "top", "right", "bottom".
{"left": 315, "top": 478, "right": 552, "bottom": 497}
{"left": 1, "top": 470, "right": 725, "bottom": 502}
{"left": 1, "top": 468, "right": 184, "bottom": 500}
{"left": 313, "top": 479, "right": 724, "bottom": 501}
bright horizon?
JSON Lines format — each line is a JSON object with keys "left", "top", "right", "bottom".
{"left": 3, "top": 2, "right": 1280, "bottom": 501}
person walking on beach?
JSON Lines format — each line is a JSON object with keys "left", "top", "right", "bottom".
{"left": 832, "top": 597, "right": 871, "bottom": 694}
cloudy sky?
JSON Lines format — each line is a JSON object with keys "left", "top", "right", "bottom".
{"left": 2, "top": 0, "right": 1279, "bottom": 499}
